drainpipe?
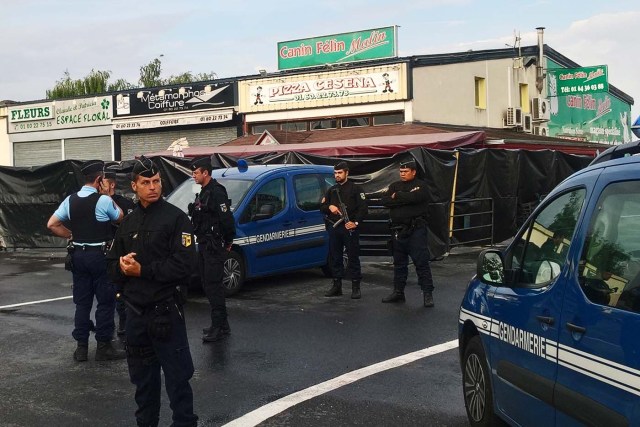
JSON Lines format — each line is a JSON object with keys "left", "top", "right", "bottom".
{"left": 535, "top": 27, "right": 545, "bottom": 93}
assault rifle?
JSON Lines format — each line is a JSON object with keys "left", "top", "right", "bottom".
{"left": 332, "top": 187, "right": 351, "bottom": 229}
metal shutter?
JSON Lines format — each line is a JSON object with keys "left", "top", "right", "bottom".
{"left": 14, "top": 140, "right": 62, "bottom": 166}
{"left": 121, "top": 127, "right": 237, "bottom": 160}
{"left": 64, "top": 136, "right": 112, "bottom": 161}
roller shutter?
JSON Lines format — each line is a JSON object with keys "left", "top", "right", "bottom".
{"left": 121, "top": 127, "right": 237, "bottom": 160}
{"left": 14, "top": 140, "right": 61, "bottom": 166}
{"left": 64, "top": 136, "right": 112, "bottom": 161}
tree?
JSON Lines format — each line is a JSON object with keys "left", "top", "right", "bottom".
{"left": 138, "top": 57, "right": 163, "bottom": 88}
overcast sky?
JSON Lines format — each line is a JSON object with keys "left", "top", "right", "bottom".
{"left": 1, "top": 0, "right": 638, "bottom": 120}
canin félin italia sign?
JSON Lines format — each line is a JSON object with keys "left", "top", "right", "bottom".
{"left": 277, "top": 26, "right": 397, "bottom": 70}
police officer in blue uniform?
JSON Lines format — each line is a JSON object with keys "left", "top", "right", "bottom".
{"left": 47, "top": 160, "right": 125, "bottom": 361}
{"left": 382, "top": 158, "right": 435, "bottom": 307}
{"left": 189, "top": 157, "right": 236, "bottom": 342}
{"left": 102, "top": 169, "right": 136, "bottom": 336}
{"left": 107, "top": 157, "right": 198, "bottom": 427}
{"left": 320, "top": 161, "right": 368, "bottom": 299}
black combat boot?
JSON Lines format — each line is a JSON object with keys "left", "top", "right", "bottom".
{"left": 203, "top": 320, "right": 231, "bottom": 336}
{"left": 95, "top": 341, "right": 127, "bottom": 361}
{"left": 382, "top": 290, "right": 406, "bottom": 303}
{"left": 74, "top": 342, "right": 88, "bottom": 362}
{"left": 423, "top": 292, "right": 434, "bottom": 308}
{"left": 351, "top": 280, "right": 361, "bottom": 299}
{"left": 324, "top": 279, "right": 343, "bottom": 297}
{"left": 202, "top": 327, "right": 226, "bottom": 343}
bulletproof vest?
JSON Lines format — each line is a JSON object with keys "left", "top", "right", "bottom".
{"left": 192, "top": 185, "right": 219, "bottom": 237}
{"left": 69, "top": 193, "right": 113, "bottom": 244}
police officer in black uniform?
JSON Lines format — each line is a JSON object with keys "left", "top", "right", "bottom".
{"left": 188, "top": 157, "right": 236, "bottom": 342}
{"left": 47, "top": 160, "right": 125, "bottom": 362}
{"left": 106, "top": 157, "right": 198, "bottom": 427}
{"left": 320, "top": 161, "right": 368, "bottom": 299}
{"left": 102, "top": 169, "right": 136, "bottom": 336}
{"left": 382, "top": 158, "right": 435, "bottom": 307}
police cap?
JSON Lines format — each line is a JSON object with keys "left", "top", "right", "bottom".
{"left": 399, "top": 159, "right": 417, "bottom": 170}
{"left": 334, "top": 161, "right": 349, "bottom": 171}
{"left": 132, "top": 156, "right": 159, "bottom": 178}
{"left": 190, "top": 156, "right": 211, "bottom": 172}
{"left": 80, "top": 160, "right": 104, "bottom": 176}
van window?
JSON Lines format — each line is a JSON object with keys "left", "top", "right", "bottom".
{"left": 511, "top": 189, "right": 585, "bottom": 287}
{"left": 579, "top": 181, "right": 640, "bottom": 311}
{"left": 293, "top": 174, "right": 324, "bottom": 211}
{"left": 240, "top": 178, "right": 286, "bottom": 223}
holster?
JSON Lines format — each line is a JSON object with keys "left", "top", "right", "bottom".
{"left": 64, "top": 242, "right": 74, "bottom": 271}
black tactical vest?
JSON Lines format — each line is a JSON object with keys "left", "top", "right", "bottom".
{"left": 69, "top": 193, "right": 113, "bottom": 244}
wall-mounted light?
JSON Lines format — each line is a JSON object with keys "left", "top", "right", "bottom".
{"left": 137, "top": 91, "right": 144, "bottom": 99}
{"left": 204, "top": 85, "right": 212, "bottom": 93}
{"left": 178, "top": 87, "right": 185, "bottom": 95}
{"left": 258, "top": 69, "right": 267, "bottom": 76}
{"left": 116, "top": 94, "right": 123, "bottom": 102}
{"left": 158, "top": 90, "right": 166, "bottom": 97}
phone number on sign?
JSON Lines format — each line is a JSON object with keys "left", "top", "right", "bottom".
{"left": 294, "top": 90, "right": 350, "bottom": 101}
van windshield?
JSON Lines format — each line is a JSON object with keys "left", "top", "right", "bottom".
{"left": 165, "top": 178, "right": 253, "bottom": 214}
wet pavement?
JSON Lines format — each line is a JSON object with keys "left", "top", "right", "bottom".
{"left": 0, "top": 247, "right": 482, "bottom": 426}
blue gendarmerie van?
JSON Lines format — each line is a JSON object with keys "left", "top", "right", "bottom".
{"left": 166, "top": 163, "right": 335, "bottom": 295}
{"left": 458, "top": 141, "right": 640, "bottom": 426}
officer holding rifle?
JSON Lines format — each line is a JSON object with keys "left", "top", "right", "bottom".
{"left": 320, "top": 161, "right": 368, "bottom": 299}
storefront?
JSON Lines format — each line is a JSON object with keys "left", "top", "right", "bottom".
{"left": 7, "top": 97, "right": 113, "bottom": 166}
{"left": 112, "top": 81, "right": 241, "bottom": 160}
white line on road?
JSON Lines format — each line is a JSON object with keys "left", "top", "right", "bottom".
{"left": 222, "top": 339, "right": 459, "bottom": 427}
{"left": 0, "top": 296, "right": 72, "bottom": 310}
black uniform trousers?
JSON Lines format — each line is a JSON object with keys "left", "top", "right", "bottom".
{"left": 71, "top": 249, "right": 115, "bottom": 343}
{"left": 126, "top": 302, "right": 197, "bottom": 427}
{"left": 329, "top": 226, "right": 362, "bottom": 280}
{"left": 393, "top": 226, "right": 434, "bottom": 293}
{"left": 198, "top": 237, "right": 228, "bottom": 328}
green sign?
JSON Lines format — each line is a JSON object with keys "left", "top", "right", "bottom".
{"left": 548, "top": 65, "right": 608, "bottom": 96}
{"left": 277, "top": 26, "right": 397, "bottom": 70}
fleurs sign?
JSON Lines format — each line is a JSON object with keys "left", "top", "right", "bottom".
{"left": 239, "top": 64, "right": 407, "bottom": 113}
{"left": 8, "top": 97, "right": 112, "bottom": 133}
{"left": 277, "top": 26, "right": 397, "bottom": 70}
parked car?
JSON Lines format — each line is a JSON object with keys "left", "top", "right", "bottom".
{"left": 166, "top": 163, "right": 335, "bottom": 295}
{"left": 458, "top": 141, "right": 640, "bottom": 426}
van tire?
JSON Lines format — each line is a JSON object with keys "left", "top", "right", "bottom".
{"left": 462, "top": 336, "right": 501, "bottom": 426}
{"left": 223, "top": 251, "right": 245, "bottom": 296}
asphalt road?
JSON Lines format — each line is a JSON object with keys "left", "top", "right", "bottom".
{"left": 0, "top": 248, "right": 480, "bottom": 426}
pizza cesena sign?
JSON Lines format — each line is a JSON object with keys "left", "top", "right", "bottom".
{"left": 115, "top": 82, "right": 236, "bottom": 117}
{"left": 8, "top": 97, "right": 112, "bottom": 133}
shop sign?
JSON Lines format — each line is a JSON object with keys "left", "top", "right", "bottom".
{"left": 547, "top": 61, "right": 632, "bottom": 144}
{"left": 278, "top": 26, "right": 397, "bottom": 70}
{"left": 113, "top": 110, "right": 233, "bottom": 131}
{"left": 240, "top": 64, "right": 407, "bottom": 112}
{"left": 8, "top": 97, "right": 112, "bottom": 133}
{"left": 548, "top": 65, "right": 608, "bottom": 96}
{"left": 115, "top": 83, "right": 236, "bottom": 117}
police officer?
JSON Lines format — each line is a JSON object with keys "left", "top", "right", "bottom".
{"left": 101, "top": 169, "right": 136, "bottom": 336}
{"left": 188, "top": 156, "right": 236, "bottom": 342}
{"left": 382, "top": 158, "right": 435, "bottom": 307}
{"left": 47, "top": 160, "right": 125, "bottom": 361}
{"left": 106, "top": 156, "right": 198, "bottom": 427}
{"left": 320, "top": 161, "right": 368, "bottom": 299}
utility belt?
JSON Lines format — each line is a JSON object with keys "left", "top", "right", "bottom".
{"left": 390, "top": 217, "right": 427, "bottom": 239}
{"left": 120, "top": 288, "right": 186, "bottom": 341}
{"left": 64, "top": 240, "right": 111, "bottom": 271}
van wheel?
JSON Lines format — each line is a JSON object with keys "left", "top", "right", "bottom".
{"left": 462, "top": 336, "right": 500, "bottom": 426}
{"left": 223, "top": 251, "right": 245, "bottom": 296}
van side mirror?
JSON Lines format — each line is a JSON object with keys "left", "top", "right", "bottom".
{"left": 477, "top": 249, "right": 504, "bottom": 285}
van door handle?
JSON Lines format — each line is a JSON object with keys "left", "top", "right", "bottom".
{"left": 566, "top": 322, "right": 586, "bottom": 334}
{"left": 282, "top": 221, "right": 293, "bottom": 227}
{"left": 536, "top": 315, "right": 554, "bottom": 326}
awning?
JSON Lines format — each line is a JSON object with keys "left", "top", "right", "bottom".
{"left": 145, "top": 131, "right": 485, "bottom": 158}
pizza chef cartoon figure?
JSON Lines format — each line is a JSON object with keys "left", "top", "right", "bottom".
{"left": 253, "top": 86, "right": 264, "bottom": 105}
{"left": 382, "top": 73, "right": 394, "bottom": 93}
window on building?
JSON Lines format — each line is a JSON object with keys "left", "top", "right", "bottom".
{"left": 373, "top": 113, "right": 404, "bottom": 125}
{"left": 520, "top": 84, "right": 530, "bottom": 113}
{"left": 475, "top": 77, "right": 486, "bottom": 109}
{"left": 341, "top": 117, "right": 369, "bottom": 128}
{"left": 251, "top": 123, "right": 278, "bottom": 134}
{"left": 310, "top": 119, "right": 338, "bottom": 130}
{"left": 281, "top": 122, "right": 308, "bottom": 132}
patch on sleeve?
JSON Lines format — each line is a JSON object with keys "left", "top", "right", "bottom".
{"left": 181, "top": 233, "right": 192, "bottom": 247}
{"left": 220, "top": 203, "right": 228, "bottom": 213}
{"left": 360, "top": 193, "right": 366, "bottom": 200}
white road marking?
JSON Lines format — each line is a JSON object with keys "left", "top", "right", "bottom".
{"left": 222, "top": 339, "right": 459, "bottom": 427}
{"left": 0, "top": 296, "right": 72, "bottom": 310}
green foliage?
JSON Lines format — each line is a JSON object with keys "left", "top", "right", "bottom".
{"left": 46, "top": 57, "right": 217, "bottom": 98}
